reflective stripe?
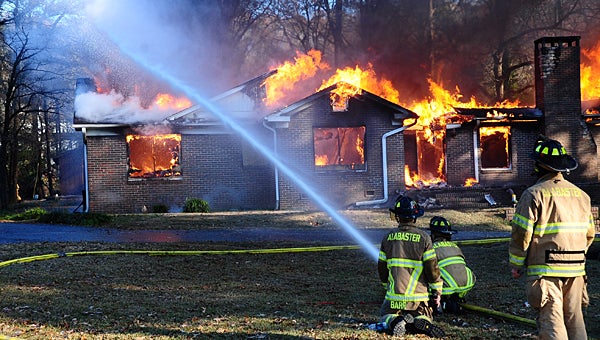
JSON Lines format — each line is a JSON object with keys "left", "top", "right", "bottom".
{"left": 386, "top": 258, "right": 429, "bottom": 302}
{"left": 527, "top": 264, "right": 586, "bottom": 277}
{"left": 533, "top": 222, "right": 594, "bottom": 236}
{"left": 512, "top": 213, "right": 534, "bottom": 232}
{"left": 385, "top": 291, "right": 430, "bottom": 302}
{"left": 509, "top": 253, "right": 525, "bottom": 267}
{"left": 438, "top": 256, "right": 466, "bottom": 267}
{"left": 429, "top": 280, "right": 443, "bottom": 293}
{"left": 438, "top": 256, "right": 475, "bottom": 295}
{"left": 423, "top": 248, "right": 436, "bottom": 261}
{"left": 379, "top": 250, "right": 386, "bottom": 262}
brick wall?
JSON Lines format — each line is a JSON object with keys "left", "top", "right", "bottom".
{"left": 276, "top": 95, "right": 405, "bottom": 210}
{"left": 86, "top": 132, "right": 275, "bottom": 213}
{"left": 534, "top": 36, "right": 597, "bottom": 183}
{"left": 446, "top": 122, "right": 542, "bottom": 187}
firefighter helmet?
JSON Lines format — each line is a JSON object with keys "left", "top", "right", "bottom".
{"left": 429, "top": 216, "right": 456, "bottom": 235}
{"left": 389, "top": 195, "right": 424, "bottom": 221}
{"left": 531, "top": 138, "right": 578, "bottom": 172}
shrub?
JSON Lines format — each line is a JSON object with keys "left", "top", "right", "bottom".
{"left": 5, "top": 207, "right": 48, "bottom": 220}
{"left": 183, "top": 198, "right": 210, "bottom": 213}
{"left": 37, "top": 212, "right": 113, "bottom": 226}
{"left": 152, "top": 204, "right": 169, "bottom": 213}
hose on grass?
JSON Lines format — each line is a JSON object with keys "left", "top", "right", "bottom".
{"left": 0, "top": 236, "right": 540, "bottom": 333}
{"left": 0, "top": 237, "right": 512, "bottom": 268}
{"left": 460, "top": 303, "right": 536, "bottom": 327}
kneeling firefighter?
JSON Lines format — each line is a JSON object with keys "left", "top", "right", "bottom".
{"left": 371, "top": 194, "right": 446, "bottom": 338}
{"left": 429, "top": 216, "right": 476, "bottom": 314}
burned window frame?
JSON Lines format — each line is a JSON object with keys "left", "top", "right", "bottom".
{"left": 312, "top": 125, "right": 367, "bottom": 172}
{"left": 126, "top": 133, "right": 182, "bottom": 180}
{"left": 478, "top": 125, "right": 512, "bottom": 171}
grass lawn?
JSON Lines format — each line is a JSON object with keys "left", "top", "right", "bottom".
{"left": 0, "top": 208, "right": 598, "bottom": 339}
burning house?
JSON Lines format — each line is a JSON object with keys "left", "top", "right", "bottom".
{"left": 73, "top": 36, "right": 600, "bottom": 213}
{"left": 73, "top": 66, "right": 418, "bottom": 212}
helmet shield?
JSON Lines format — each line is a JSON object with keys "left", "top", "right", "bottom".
{"left": 531, "top": 138, "right": 578, "bottom": 172}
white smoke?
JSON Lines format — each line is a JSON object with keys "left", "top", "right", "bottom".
{"left": 74, "top": 91, "right": 177, "bottom": 124}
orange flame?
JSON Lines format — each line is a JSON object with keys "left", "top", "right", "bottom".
{"left": 355, "top": 132, "right": 364, "bottom": 164}
{"left": 479, "top": 126, "right": 510, "bottom": 139}
{"left": 464, "top": 177, "right": 478, "bottom": 187}
{"left": 404, "top": 165, "right": 416, "bottom": 187}
{"left": 261, "top": 50, "right": 527, "bottom": 187}
{"left": 318, "top": 64, "right": 400, "bottom": 105}
{"left": 153, "top": 93, "right": 192, "bottom": 110}
{"left": 581, "top": 42, "right": 600, "bottom": 101}
{"left": 263, "top": 49, "right": 330, "bottom": 108}
{"left": 315, "top": 154, "right": 328, "bottom": 166}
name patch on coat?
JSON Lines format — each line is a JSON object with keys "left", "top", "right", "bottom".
{"left": 388, "top": 232, "right": 421, "bottom": 242}
{"left": 540, "top": 187, "right": 582, "bottom": 197}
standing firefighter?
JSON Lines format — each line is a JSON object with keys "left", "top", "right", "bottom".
{"left": 509, "top": 138, "right": 595, "bottom": 340}
{"left": 374, "top": 194, "right": 445, "bottom": 338}
{"left": 429, "top": 216, "right": 476, "bottom": 314}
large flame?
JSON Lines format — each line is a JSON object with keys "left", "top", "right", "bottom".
{"left": 263, "top": 49, "right": 330, "bottom": 108}
{"left": 153, "top": 93, "right": 192, "bottom": 111}
{"left": 581, "top": 41, "right": 600, "bottom": 101}
{"left": 318, "top": 63, "right": 400, "bottom": 106}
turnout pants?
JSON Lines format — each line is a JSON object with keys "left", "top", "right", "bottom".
{"left": 526, "top": 275, "right": 587, "bottom": 340}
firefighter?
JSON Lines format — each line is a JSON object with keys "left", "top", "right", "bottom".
{"left": 375, "top": 194, "right": 445, "bottom": 338}
{"left": 429, "top": 216, "right": 476, "bottom": 314}
{"left": 509, "top": 138, "right": 595, "bottom": 340}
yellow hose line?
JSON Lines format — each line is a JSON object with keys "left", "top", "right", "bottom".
{"left": 455, "top": 238, "right": 509, "bottom": 245}
{"left": 0, "top": 237, "right": 517, "bottom": 269}
{"left": 460, "top": 303, "right": 536, "bottom": 327}
{"left": 0, "top": 245, "right": 362, "bottom": 268}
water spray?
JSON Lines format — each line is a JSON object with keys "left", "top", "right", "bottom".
{"left": 88, "top": 5, "right": 380, "bottom": 261}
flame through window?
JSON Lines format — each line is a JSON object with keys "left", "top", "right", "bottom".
{"left": 313, "top": 126, "right": 365, "bottom": 170}
{"left": 126, "top": 134, "right": 182, "bottom": 178}
{"left": 479, "top": 126, "right": 511, "bottom": 169}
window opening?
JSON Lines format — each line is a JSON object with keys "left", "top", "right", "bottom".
{"left": 313, "top": 126, "right": 366, "bottom": 171}
{"left": 127, "top": 134, "right": 182, "bottom": 178}
{"left": 479, "top": 126, "right": 511, "bottom": 169}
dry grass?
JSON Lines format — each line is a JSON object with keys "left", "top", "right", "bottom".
{"left": 104, "top": 207, "right": 510, "bottom": 232}
{"left": 0, "top": 208, "right": 597, "bottom": 339}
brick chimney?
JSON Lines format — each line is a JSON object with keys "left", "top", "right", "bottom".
{"left": 534, "top": 36, "right": 597, "bottom": 182}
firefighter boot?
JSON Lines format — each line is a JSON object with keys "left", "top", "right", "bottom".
{"left": 408, "top": 316, "right": 445, "bottom": 338}
{"left": 389, "top": 313, "right": 414, "bottom": 337}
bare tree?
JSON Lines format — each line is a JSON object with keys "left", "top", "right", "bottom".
{"left": 429, "top": 0, "right": 600, "bottom": 104}
{"left": 0, "top": 0, "right": 78, "bottom": 208}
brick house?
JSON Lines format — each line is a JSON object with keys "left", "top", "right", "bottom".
{"left": 73, "top": 76, "right": 418, "bottom": 213}
{"left": 73, "top": 35, "right": 600, "bottom": 213}
{"left": 438, "top": 36, "right": 599, "bottom": 198}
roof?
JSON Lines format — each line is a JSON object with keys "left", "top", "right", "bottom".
{"left": 165, "top": 70, "right": 276, "bottom": 125}
{"left": 74, "top": 73, "right": 419, "bottom": 130}
{"left": 264, "top": 82, "right": 418, "bottom": 127}
{"left": 453, "top": 107, "right": 543, "bottom": 122}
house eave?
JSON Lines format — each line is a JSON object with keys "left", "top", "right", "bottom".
{"left": 73, "top": 123, "right": 129, "bottom": 130}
